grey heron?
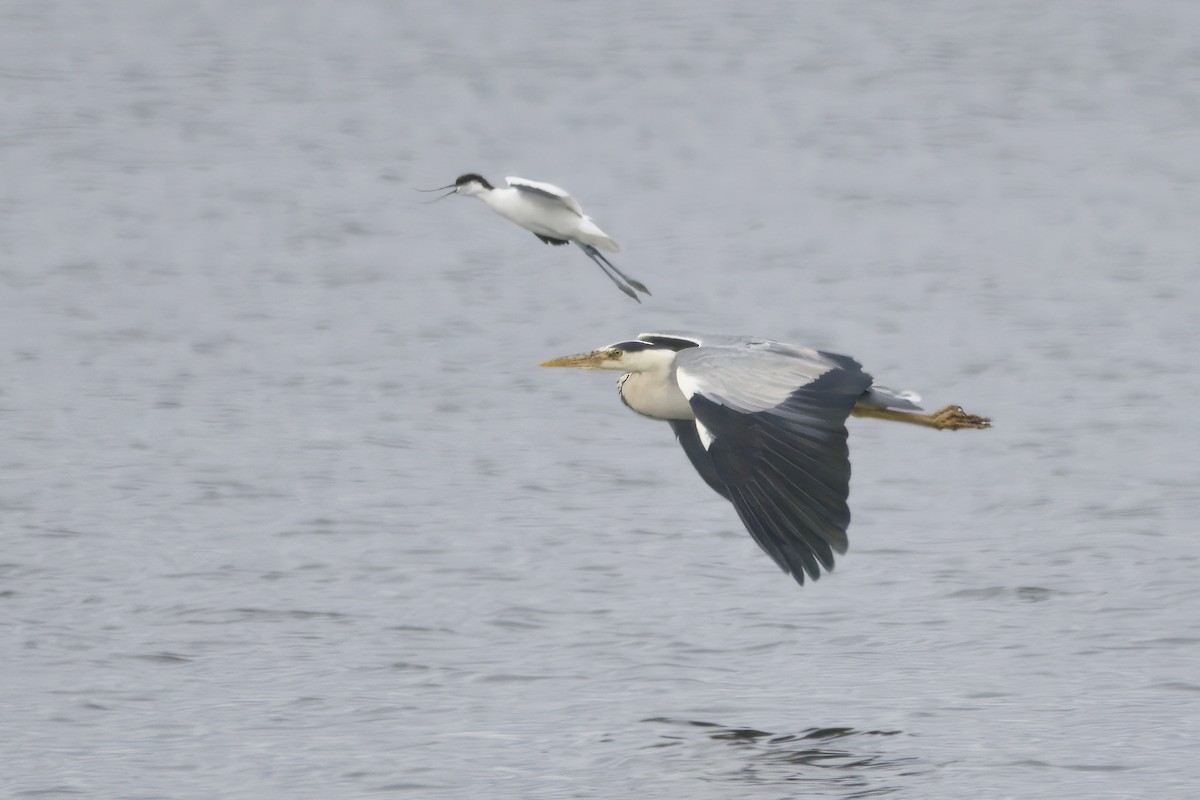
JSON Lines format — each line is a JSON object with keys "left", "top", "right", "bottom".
{"left": 418, "top": 174, "right": 650, "bottom": 302}
{"left": 540, "top": 332, "right": 991, "bottom": 587}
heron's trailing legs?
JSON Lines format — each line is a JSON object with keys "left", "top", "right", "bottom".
{"left": 574, "top": 242, "right": 651, "bottom": 303}
{"left": 851, "top": 404, "right": 991, "bottom": 430}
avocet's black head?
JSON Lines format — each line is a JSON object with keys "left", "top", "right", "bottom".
{"left": 455, "top": 173, "right": 493, "bottom": 191}
{"left": 415, "top": 173, "right": 493, "bottom": 201}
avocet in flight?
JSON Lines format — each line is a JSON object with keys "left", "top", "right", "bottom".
{"left": 541, "top": 332, "right": 991, "bottom": 587}
{"left": 420, "top": 174, "right": 650, "bottom": 302}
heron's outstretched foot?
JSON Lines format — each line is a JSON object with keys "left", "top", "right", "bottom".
{"left": 929, "top": 405, "right": 991, "bottom": 431}
{"left": 850, "top": 403, "right": 992, "bottom": 430}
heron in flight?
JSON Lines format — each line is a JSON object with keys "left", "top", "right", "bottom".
{"left": 419, "top": 174, "right": 650, "bottom": 302}
{"left": 541, "top": 332, "right": 990, "bottom": 586}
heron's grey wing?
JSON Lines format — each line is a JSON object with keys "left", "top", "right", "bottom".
{"left": 639, "top": 331, "right": 837, "bottom": 359}
{"left": 673, "top": 345, "right": 872, "bottom": 585}
{"left": 505, "top": 176, "right": 584, "bottom": 216}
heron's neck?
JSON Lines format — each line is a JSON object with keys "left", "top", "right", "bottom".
{"left": 618, "top": 369, "right": 693, "bottom": 421}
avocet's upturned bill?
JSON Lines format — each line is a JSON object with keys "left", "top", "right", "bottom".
{"left": 419, "top": 174, "right": 650, "bottom": 302}
{"left": 540, "top": 332, "right": 991, "bottom": 587}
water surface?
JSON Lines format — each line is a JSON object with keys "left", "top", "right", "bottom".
{"left": 2, "top": 2, "right": 1199, "bottom": 798}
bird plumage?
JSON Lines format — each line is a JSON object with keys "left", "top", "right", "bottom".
{"left": 428, "top": 173, "right": 649, "bottom": 301}
{"left": 541, "top": 331, "right": 991, "bottom": 587}
{"left": 482, "top": 179, "right": 620, "bottom": 254}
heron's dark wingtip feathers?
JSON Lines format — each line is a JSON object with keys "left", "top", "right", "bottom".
{"left": 746, "top": 479, "right": 839, "bottom": 578}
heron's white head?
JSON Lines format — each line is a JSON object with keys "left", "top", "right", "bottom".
{"left": 540, "top": 341, "right": 677, "bottom": 374}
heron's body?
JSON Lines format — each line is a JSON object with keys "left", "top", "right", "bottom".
{"left": 541, "top": 332, "right": 990, "bottom": 587}
{"left": 423, "top": 173, "right": 649, "bottom": 301}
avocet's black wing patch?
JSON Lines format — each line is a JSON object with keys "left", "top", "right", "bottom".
{"left": 506, "top": 176, "right": 584, "bottom": 216}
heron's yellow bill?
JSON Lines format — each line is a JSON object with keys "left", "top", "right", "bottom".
{"left": 539, "top": 351, "right": 606, "bottom": 368}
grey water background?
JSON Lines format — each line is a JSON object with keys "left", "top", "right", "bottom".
{"left": 3, "top": 1, "right": 1199, "bottom": 797}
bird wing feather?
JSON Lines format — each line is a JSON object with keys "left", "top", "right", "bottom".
{"left": 670, "top": 342, "right": 872, "bottom": 585}
{"left": 505, "top": 176, "right": 584, "bottom": 216}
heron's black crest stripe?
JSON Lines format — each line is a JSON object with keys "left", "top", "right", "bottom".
{"left": 534, "top": 233, "right": 570, "bottom": 246}
{"left": 455, "top": 173, "right": 492, "bottom": 190}
{"left": 610, "top": 340, "right": 663, "bottom": 353}
{"left": 637, "top": 335, "right": 700, "bottom": 352}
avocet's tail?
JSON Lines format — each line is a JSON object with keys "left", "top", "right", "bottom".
{"left": 574, "top": 216, "right": 620, "bottom": 252}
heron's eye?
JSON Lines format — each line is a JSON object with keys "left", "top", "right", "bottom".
{"left": 606, "top": 349, "right": 623, "bottom": 360}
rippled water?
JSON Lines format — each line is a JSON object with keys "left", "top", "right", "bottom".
{"left": 3, "top": 1, "right": 1199, "bottom": 797}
